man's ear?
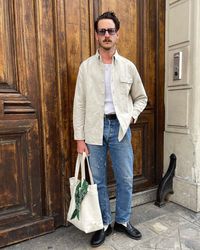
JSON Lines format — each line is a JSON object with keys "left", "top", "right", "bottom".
{"left": 95, "top": 32, "right": 99, "bottom": 42}
{"left": 116, "top": 30, "right": 119, "bottom": 39}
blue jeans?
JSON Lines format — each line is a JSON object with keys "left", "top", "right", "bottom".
{"left": 87, "top": 118, "right": 134, "bottom": 225}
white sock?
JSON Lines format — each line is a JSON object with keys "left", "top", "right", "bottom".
{"left": 103, "top": 224, "right": 108, "bottom": 231}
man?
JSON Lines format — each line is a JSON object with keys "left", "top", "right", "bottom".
{"left": 73, "top": 11, "right": 147, "bottom": 247}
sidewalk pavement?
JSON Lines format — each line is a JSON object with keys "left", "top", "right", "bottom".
{"left": 3, "top": 202, "right": 200, "bottom": 250}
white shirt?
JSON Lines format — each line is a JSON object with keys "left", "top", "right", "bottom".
{"left": 104, "top": 64, "right": 115, "bottom": 114}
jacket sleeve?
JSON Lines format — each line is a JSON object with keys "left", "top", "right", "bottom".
{"left": 73, "top": 64, "right": 86, "bottom": 140}
{"left": 131, "top": 66, "right": 148, "bottom": 123}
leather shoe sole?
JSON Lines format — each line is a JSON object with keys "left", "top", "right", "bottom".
{"left": 90, "top": 225, "right": 112, "bottom": 247}
{"left": 114, "top": 222, "right": 142, "bottom": 240}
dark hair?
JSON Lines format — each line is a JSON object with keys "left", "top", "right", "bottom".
{"left": 94, "top": 11, "right": 120, "bottom": 32}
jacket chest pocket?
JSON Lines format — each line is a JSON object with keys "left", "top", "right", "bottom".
{"left": 119, "top": 77, "right": 133, "bottom": 95}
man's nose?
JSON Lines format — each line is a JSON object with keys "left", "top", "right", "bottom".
{"left": 105, "top": 30, "right": 110, "bottom": 37}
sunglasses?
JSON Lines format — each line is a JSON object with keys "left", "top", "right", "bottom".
{"left": 97, "top": 28, "right": 116, "bottom": 36}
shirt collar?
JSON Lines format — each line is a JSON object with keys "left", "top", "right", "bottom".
{"left": 95, "top": 50, "right": 120, "bottom": 64}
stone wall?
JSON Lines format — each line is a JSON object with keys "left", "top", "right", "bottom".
{"left": 164, "top": 0, "right": 200, "bottom": 211}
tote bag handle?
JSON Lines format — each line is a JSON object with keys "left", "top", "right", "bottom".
{"left": 74, "top": 153, "right": 82, "bottom": 179}
{"left": 81, "top": 152, "right": 94, "bottom": 185}
{"left": 74, "top": 152, "right": 94, "bottom": 185}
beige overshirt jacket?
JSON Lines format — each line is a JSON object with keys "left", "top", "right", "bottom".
{"left": 73, "top": 50, "right": 148, "bottom": 145}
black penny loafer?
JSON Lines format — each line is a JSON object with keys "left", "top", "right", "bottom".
{"left": 90, "top": 225, "right": 112, "bottom": 247}
{"left": 114, "top": 222, "right": 142, "bottom": 240}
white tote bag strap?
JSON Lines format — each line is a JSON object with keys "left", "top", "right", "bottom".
{"left": 74, "top": 153, "right": 82, "bottom": 179}
{"left": 81, "top": 152, "right": 94, "bottom": 185}
{"left": 85, "top": 155, "right": 94, "bottom": 185}
{"left": 80, "top": 153, "right": 86, "bottom": 180}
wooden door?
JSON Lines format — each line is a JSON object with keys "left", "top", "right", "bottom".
{"left": 0, "top": 0, "right": 66, "bottom": 247}
{"left": 98, "top": 0, "right": 165, "bottom": 195}
{"left": 66, "top": 0, "right": 165, "bottom": 200}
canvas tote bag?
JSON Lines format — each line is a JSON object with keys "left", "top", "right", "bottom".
{"left": 67, "top": 152, "right": 103, "bottom": 233}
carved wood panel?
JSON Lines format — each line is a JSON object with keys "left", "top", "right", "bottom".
{"left": 0, "top": 120, "right": 40, "bottom": 214}
{"left": 0, "top": 0, "right": 59, "bottom": 246}
{"left": 0, "top": 1, "right": 16, "bottom": 90}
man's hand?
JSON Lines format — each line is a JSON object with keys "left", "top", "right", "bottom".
{"left": 130, "top": 117, "right": 134, "bottom": 124}
{"left": 76, "top": 140, "right": 89, "bottom": 155}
